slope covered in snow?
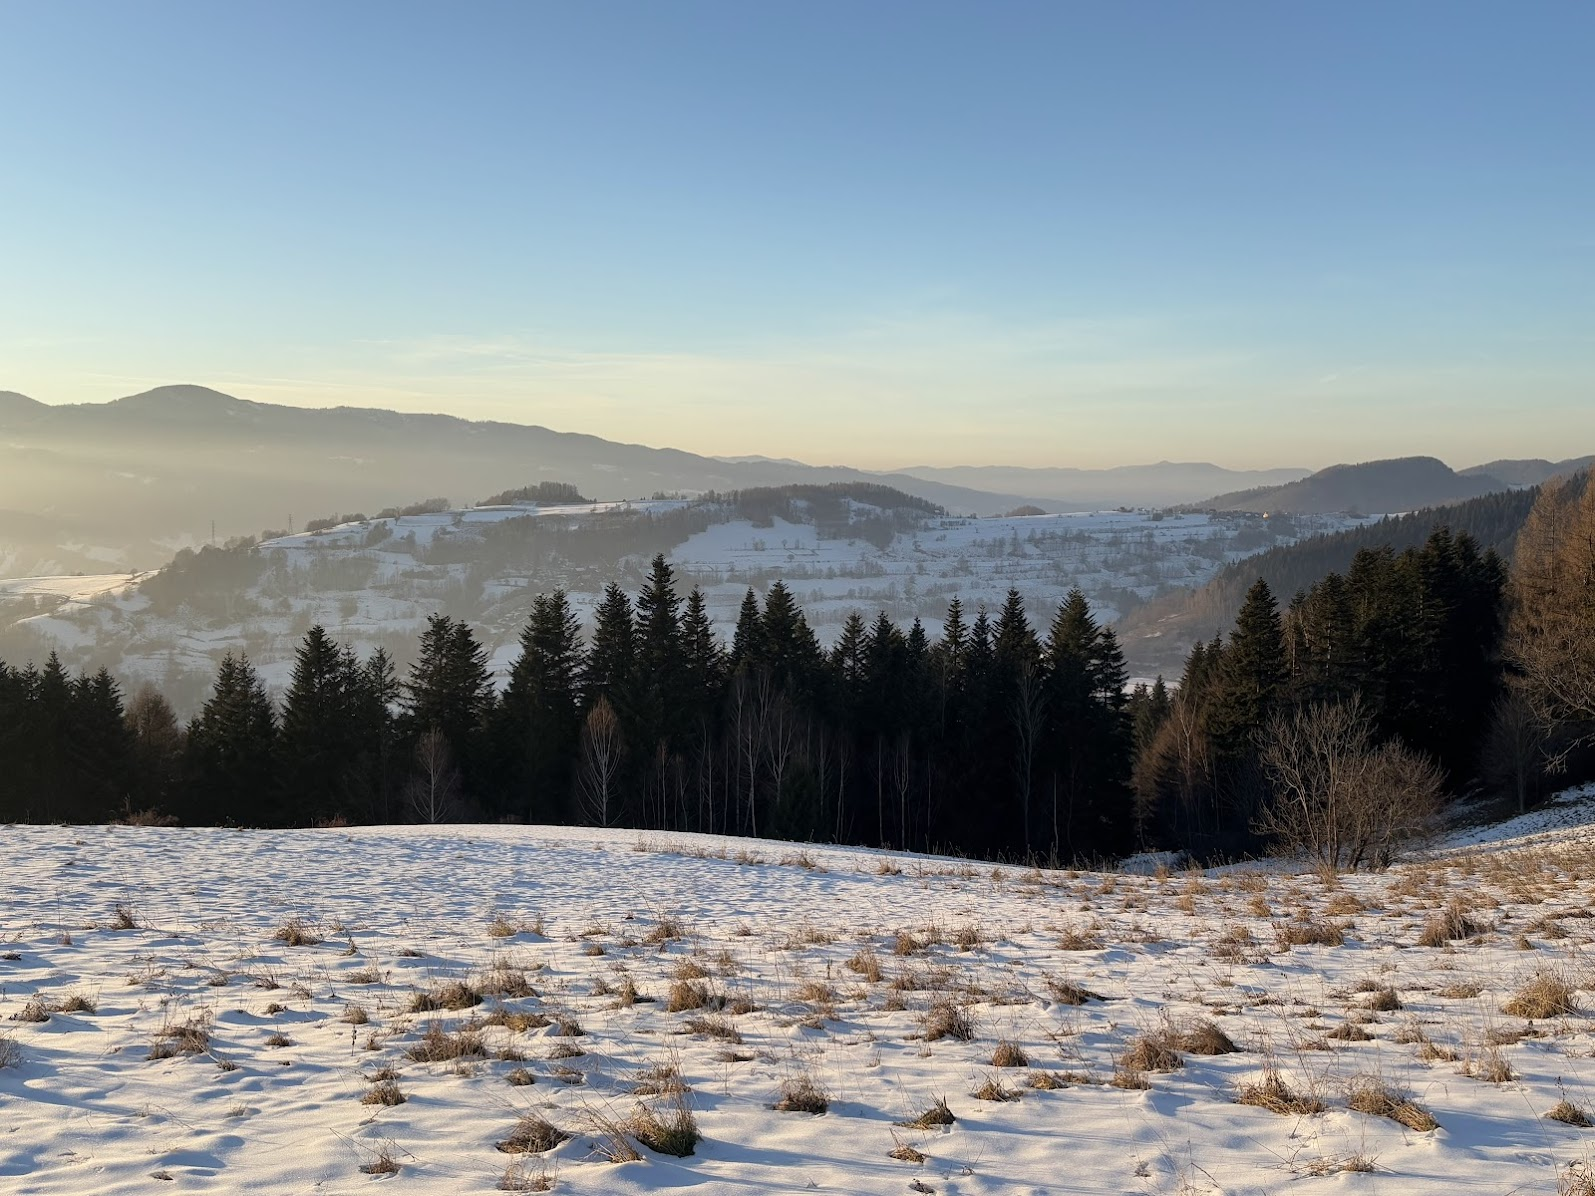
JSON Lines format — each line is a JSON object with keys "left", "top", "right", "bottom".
{"left": 3, "top": 494, "right": 1369, "bottom": 713}
{"left": 4, "top": 815, "right": 1595, "bottom": 1193}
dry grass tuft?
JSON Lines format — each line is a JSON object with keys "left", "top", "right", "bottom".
{"left": 1547, "top": 1099, "right": 1594, "bottom": 1127}
{"left": 1347, "top": 1076, "right": 1438, "bottom": 1132}
{"left": 1275, "top": 919, "right": 1345, "bottom": 948}
{"left": 359, "top": 1145, "right": 400, "bottom": 1176}
{"left": 1363, "top": 987, "right": 1402, "bottom": 1013}
{"left": 497, "top": 1112, "right": 570, "bottom": 1155}
{"left": 1044, "top": 976, "right": 1104, "bottom": 1005}
{"left": 1119, "top": 1030, "right": 1182, "bottom": 1074}
{"left": 409, "top": 980, "right": 482, "bottom": 1013}
{"left": 846, "top": 949, "right": 884, "bottom": 982}
{"left": 0, "top": 1031, "right": 21, "bottom": 1069}
{"left": 1057, "top": 925, "right": 1104, "bottom": 951}
{"left": 10, "top": 997, "right": 49, "bottom": 1024}
{"left": 497, "top": 1160, "right": 554, "bottom": 1192}
{"left": 888, "top": 1133, "right": 926, "bottom": 1163}
{"left": 1418, "top": 899, "right": 1485, "bottom": 947}
{"left": 898, "top": 1096, "right": 955, "bottom": 1129}
{"left": 148, "top": 1016, "right": 210, "bottom": 1060}
{"left": 630, "top": 1091, "right": 701, "bottom": 1155}
{"left": 990, "top": 1039, "right": 1029, "bottom": 1068}
{"left": 1176, "top": 1019, "right": 1239, "bottom": 1055}
{"left": 921, "top": 999, "right": 975, "bottom": 1042}
{"left": 405, "top": 1024, "right": 485, "bottom": 1062}
{"left": 667, "top": 980, "right": 719, "bottom": 1013}
{"left": 505, "top": 1067, "right": 535, "bottom": 1087}
{"left": 972, "top": 1072, "right": 1019, "bottom": 1102}
{"left": 681, "top": 1015, "right": 742, "bottom": 1043}
{"left": 774, "top": 1073, "right": 830, "bottom": 1114}
{"left": 362, "top": 1078, "right": 406, "bottom": 1106}
{"left": 273, "top": 918, "right": 322, "bottom": 947}
{"left": 1502, "top": 971, "right": 1576, "bottom": 1019}
{"left": 1236, "top": 1068, "right": 1325, "bottom": 1116}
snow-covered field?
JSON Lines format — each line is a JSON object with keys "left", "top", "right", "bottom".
{"left": 8, "top": 811, "right": 1595, "bottom": 1193}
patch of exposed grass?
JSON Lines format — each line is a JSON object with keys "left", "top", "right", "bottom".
{"left": 1503, "top": 971, "right": 1576, "bottom": 1019}
{"left": 497, "top": 1113, "right": 570, "bottom": 1155}
{"left": 1347, "top": 1077, "right": 1438, "bottom": 1132}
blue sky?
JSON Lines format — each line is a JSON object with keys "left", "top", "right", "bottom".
{"left": 1, "top": 2, "right": 1590, "bottom": 468}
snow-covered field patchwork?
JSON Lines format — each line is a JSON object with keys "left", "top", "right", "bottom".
{"left": 6, "top": 816, "right": 1595, "bottom": 1193}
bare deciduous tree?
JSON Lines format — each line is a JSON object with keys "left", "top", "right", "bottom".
{"left": 405, "top": 727, "right": 460, "bottom": 824}
{"left": 1256, "top": 699, "right": 1442, "bottom": 871}
{"left": 577, "top": 697, "right": 624, "bottom": 827}
{"left": 1483, "top": 689, "right": 1546, "bottom": 814}
{"left": 1508, "top": 475, "right": 1595, "bottom": 760}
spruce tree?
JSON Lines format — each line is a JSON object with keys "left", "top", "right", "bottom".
{"left": 186, "top": 652, "right": 278, "bottom": 824}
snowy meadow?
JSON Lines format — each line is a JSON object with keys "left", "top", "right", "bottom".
{"left": 6, "top": 803, "right": 1595, "bottom": 1195}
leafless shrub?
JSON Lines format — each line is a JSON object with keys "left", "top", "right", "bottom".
{"left": 110, "top": 902, "right": 140, "bottom": 930}
{"left": 0, "top": 1032, "right": 20, "bottom": 1069}
{"left": 1256, "top": 698, "right": 1442, "bottom": 871}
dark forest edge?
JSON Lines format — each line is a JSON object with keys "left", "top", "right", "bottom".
{"left": 4, "top": 473, "right": 1594, "bottom": 872}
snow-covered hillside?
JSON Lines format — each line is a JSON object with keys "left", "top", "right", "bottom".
{"left": 2, "top": 495, "right": 1369, "bottom": 710}
{"left": 5, "top": 806, "right": 1595, "bottom": 1193}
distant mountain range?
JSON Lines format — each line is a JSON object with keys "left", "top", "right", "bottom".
{"left": 0, "top": 384, "right": 1587, "bottom": 577}
{"left": 1192, "top": 454, "right": 1592, "bottom": 516}
{"left": 884, "top": 462, "right": 1311, "bottom": 509}
{"left": 0, "top": 384, "right": 1337, "bottom": 575}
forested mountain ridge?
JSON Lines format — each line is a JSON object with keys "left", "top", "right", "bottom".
{"left": 1195, "top": 456, "right": 1510, "bottom": 516}
{"left": 1119, "top": 485, "right": 1551, "bottom": 675}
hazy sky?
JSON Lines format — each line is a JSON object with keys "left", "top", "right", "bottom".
{"left": 2, "top": 2, "right": 1590, "bottom": 470}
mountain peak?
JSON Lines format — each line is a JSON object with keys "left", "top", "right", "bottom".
{"left": 112, "top": 384, "right": 248, "bottom": 410}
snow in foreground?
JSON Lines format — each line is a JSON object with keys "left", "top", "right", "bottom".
{"left": 5, "top": 816, "right": 1595, "bottom": 1194}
